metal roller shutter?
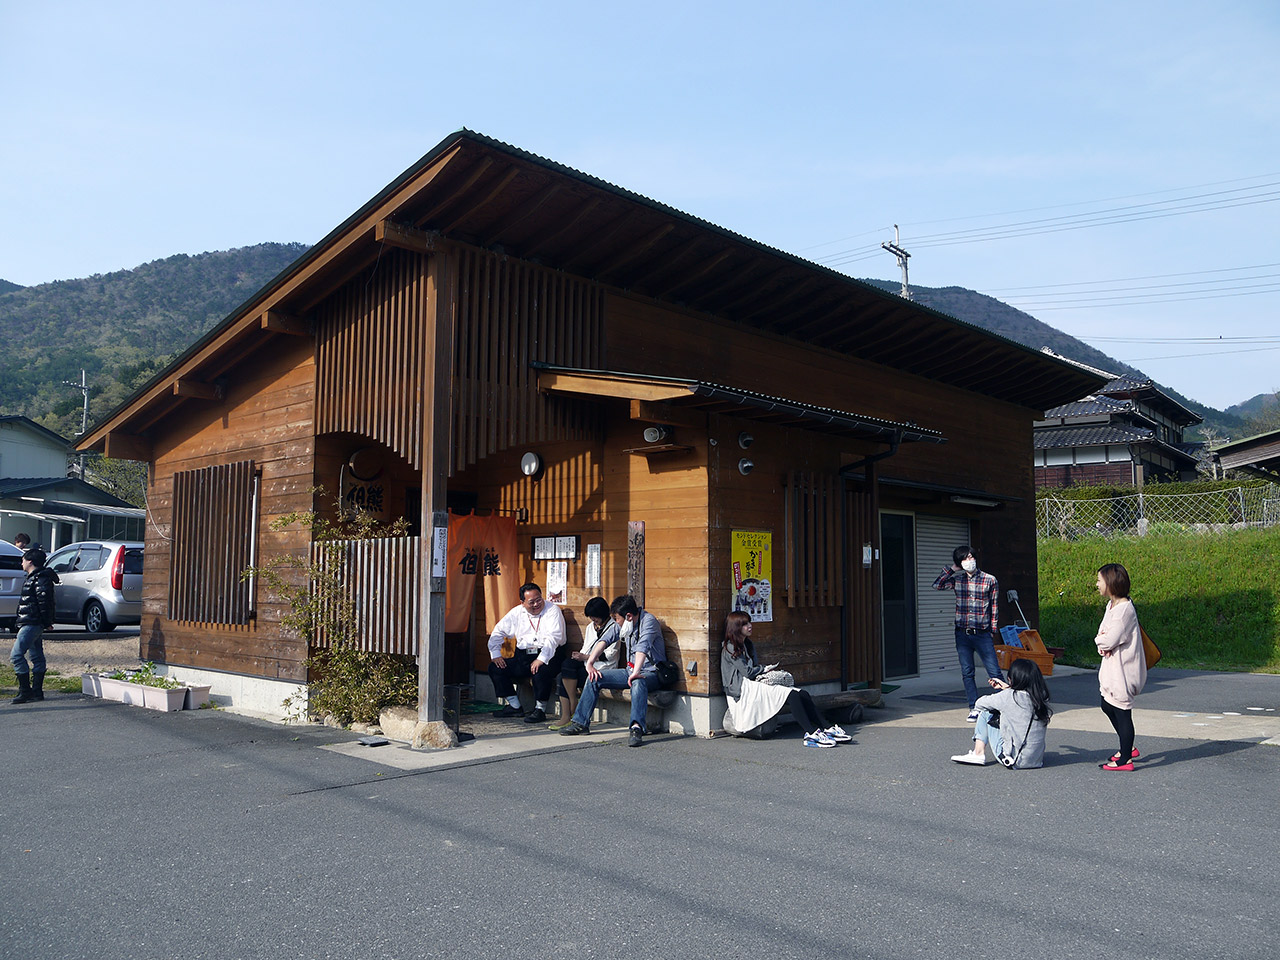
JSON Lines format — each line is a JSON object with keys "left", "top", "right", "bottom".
{"left": 915, "top": 515, "right": 971, "bottom": 676}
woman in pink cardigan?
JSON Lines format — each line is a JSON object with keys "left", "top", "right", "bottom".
{"left": 1094, "top": 563, "right": 1147, "bottom": 771}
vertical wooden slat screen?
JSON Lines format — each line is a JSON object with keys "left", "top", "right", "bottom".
{"left": 315, "top": 249, "right": 430, "bottom": 469}
{"left": 784, "top": 470, "right": 844, "bottom": 607}
{"left": 168, "top": 460, "right": 256, "bottom": 624}
{"left": 450, "top": 247, "right": 604, "bottom": 474}
{"left": 310, "top": 536, "right": 420, "bottom": 655}
{"left": 315, "top": 245, "right": 602, "bottom": 478}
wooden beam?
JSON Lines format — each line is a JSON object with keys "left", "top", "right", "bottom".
{"left": 376, "top": 220, "right": 437, "bottom": 254}
{"left": 172, "top": 379, "right": 220, "bottom": 400}
{"left": 441, "top": 165, "right": 519, "bottom": 235}
{"left": 103, "top": 431, "right": 151, "bottom": 461}
{"left": 629, "top": 399, "right": 707, "bottom": 428}
{"left": 261, "top": 310, "right": 308, "bottom": 336}
{"left": 521, "top": 197, "right": 601, "bottom": 258}
{"left": 416, "top": 156, "right": 494, "bottom": 225}
{"left": 592, "top": 223, "right": 676, "bottom": 281}
{"left": 657, "top": 248, "right": 735, "bottom": 299}
{"left": 481, "top": 183, "right": 561, "bottom": 247}
{"left": 538, "top": 370, "right": 689, "bottom": 403}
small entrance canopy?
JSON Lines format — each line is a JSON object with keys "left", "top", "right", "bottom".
{"left": 533, "top": 363, "right": 946, "bottom": 446}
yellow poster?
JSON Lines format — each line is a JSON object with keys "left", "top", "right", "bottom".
{"left": 730, "top": 529, "right": 773, "bottom": 622}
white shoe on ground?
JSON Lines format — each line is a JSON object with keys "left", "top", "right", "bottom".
{"left": 966, "top": 709, "right": 980, "bottom": 722}
{"left": 951, "top": 752, "right": 992, "bottom": 765}
{"left": 824, "top": 725, "right": 853, "bottom": 742}
{"left": 804, "top": 730, "right": 837, "bottom": 748}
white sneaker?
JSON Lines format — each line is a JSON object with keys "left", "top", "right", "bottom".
{"left": 951, "top": 752, "right": 991, "bottom": 765}
{"left": 804, "top": 730, "right": 837, "bottom": 748}
{"left": 824, "top": 725, "right": 853, "bottom": 742}
{"left": 966, "top": 709, "right": 980, "bottom": 722}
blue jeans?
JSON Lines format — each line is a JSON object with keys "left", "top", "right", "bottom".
{"left": 10, "top": 624, "right": 46, "bottom": 675}
{"left": 571, "top": 666, "right": 657, "bottom": 731}
{"left": 974, "top": 708, "right": 1004, "bottom": 756}
{"left": 955, "top": 628, "right": 1002, "bottom": 709}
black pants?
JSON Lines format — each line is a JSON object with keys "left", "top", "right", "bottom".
{"left": 490, "top": 645, "right": 567, "bottom": 703}
{"left": 1100, "top": 696, "right": 1135, "bottom": 759}
{"left": 787, "top": 689, "right": 826, "bottom": 733}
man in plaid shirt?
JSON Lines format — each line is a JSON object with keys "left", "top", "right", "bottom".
{"left": 933, "top": 544, "right": 1003, "bottom": 721}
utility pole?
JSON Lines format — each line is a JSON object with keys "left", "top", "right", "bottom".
{"left": 881, "top": 224, "right": 912, "bottom": 300}
{"left": 62, "top": 369, "right": 90, "bottom": 479}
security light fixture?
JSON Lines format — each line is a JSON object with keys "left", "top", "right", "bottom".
{"left": 737, "top": 431, "right": 754, "bottom": 449}
{"left": 520, "top": 451, "right": 545, "bottom": 480}
{"left": 737, "top": 458, "right": 754, "bottom": 476}
{"left": 643, "top": 425, "right": 671, "bottom": 443}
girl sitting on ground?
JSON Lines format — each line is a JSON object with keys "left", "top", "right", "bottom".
{"left": 951, "top": 657, "right": 1052, "bottom": 768}
{"left": 721, "top": 611, "right": 851, "bottom": 748}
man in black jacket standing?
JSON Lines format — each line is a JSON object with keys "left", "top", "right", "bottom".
{"left": 10, "top": 548, "right": 57, "bottom": 704}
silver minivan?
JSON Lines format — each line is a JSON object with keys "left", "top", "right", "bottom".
{"left": 0, "top": 541, "right": 22, "bottom": 631}
{"left": 44, "top": 540, "right": 144, "bottom": 632}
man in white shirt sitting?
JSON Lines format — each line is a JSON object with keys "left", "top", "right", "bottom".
{"left": 487, "top": 582, "right": 567, "bottom": 722}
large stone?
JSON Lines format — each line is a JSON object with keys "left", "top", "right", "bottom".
{"left": 411, "top": 720, "right": 459, "bottom": 750}
{"left": 379, "top": 705, "right": 419, "bottom": 742}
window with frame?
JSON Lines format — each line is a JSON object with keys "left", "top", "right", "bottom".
{"left": 168, "top": 460, "right": 259, "bottom": 624}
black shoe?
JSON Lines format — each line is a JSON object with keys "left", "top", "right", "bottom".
{"left": 30, "top": 671, "right": 44, "bottom": 702}
{"left": 628, "top": 725, "right": 644, "bottom": 747}
{"left": 11, "top": 672, "right": 33, "bottom": 705}
{"left": 559, "top": 721, "right": 589, "bottom": 736}
{"left": 523, "top": 708, "right": 547, "bottom": 723}
{"left": 492, "top": 704, "right": 522, "bottom": 718}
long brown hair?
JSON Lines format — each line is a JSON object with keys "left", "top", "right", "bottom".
{"left": 723, "top": 611, "right": 752, "bottom": 658}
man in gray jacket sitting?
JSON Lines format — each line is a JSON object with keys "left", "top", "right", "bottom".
{"left": 559, "top": 594, "right": 666, "bottom": 747}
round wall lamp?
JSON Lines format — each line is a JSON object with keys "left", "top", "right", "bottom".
{"left": 520, "top": 451, "right": 545, "bottom": 480}
{"left": 643, "top": 425, "right": 672, "bottom": 443}
{"left": 737, "top": 431, "right": 754, "bottom": 449}
{"left": 737, "top": 458, "right": 755, "bottom": 476}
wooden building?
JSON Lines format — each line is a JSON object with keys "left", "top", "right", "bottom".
{"left": 79, "top": 130, "right": 1104, "bottom": 733}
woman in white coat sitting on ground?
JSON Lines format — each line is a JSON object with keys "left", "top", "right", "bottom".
{"left": 720, "top": 611, "right": 851, "bottom": 748}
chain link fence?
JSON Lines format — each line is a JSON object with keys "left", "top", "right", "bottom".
{"left": 1037, "top": 484, "right": 1280, "bottom": 540}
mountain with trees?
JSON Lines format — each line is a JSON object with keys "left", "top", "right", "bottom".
{"left": 861, "top": 279, "right": 1250, "bottom": 441}
{"left": 0, "top": 245, "right": 1263, "bottom": 452}
{"left": 0, "top": 243, "right": 309, "bottom": 440}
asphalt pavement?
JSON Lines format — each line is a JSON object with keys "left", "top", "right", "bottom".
{"left": 1, "top": 666, "right": 1276, "bottom": 960}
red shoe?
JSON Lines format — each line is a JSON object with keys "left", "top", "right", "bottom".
{"left": 1109, "top": 748, "right": 1140, "bottom": 763}
{"left": 1100, "top": 760, "right": 1134, "bottom": 771}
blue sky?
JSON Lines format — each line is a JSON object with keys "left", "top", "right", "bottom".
{"left": 3, "top": 1, "right": 1277, "bottom": 411}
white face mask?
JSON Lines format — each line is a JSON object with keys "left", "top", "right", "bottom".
{"left": 961, "top": 558, "right": 978, "bottom": 573}
{"left": 619, "top": 617, "right": 636, "bottom": 639}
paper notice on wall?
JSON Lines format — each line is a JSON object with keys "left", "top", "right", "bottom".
{"left": 546, "top": 560, "right": 568, "bottom": 605}
{"left": 585, "top": 543, "right": 601, "bottom": 589}
{"left": 730, "top": 529, "right": 772, "bottom": 622}
{"left": 431, "top": 525, "right": 449, "bottom": 579}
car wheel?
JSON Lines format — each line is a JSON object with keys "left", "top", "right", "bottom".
{"left": 84, "top": 601, "right": 114, "bottom": 633}
{"left": 0, "top": 619, "right": 14, "bottom": 633}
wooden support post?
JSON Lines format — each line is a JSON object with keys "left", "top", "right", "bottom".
{"left": 417, "top": 250, "right": 455, "bottom": 732}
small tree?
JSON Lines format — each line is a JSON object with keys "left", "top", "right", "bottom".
{"left": 246, "top": 492, "right": 417, "bottom": 725}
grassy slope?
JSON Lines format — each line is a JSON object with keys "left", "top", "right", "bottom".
{"left": 1039, "top": 527, "right": 1280, "bottom": 673}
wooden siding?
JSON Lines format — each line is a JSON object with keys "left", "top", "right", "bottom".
{"left": 142, "top": 340, "right": 316, "bottom": 681}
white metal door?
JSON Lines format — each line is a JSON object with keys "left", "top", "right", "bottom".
{"left": 915, "top": 515, "right": 971, "bottom": 676}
